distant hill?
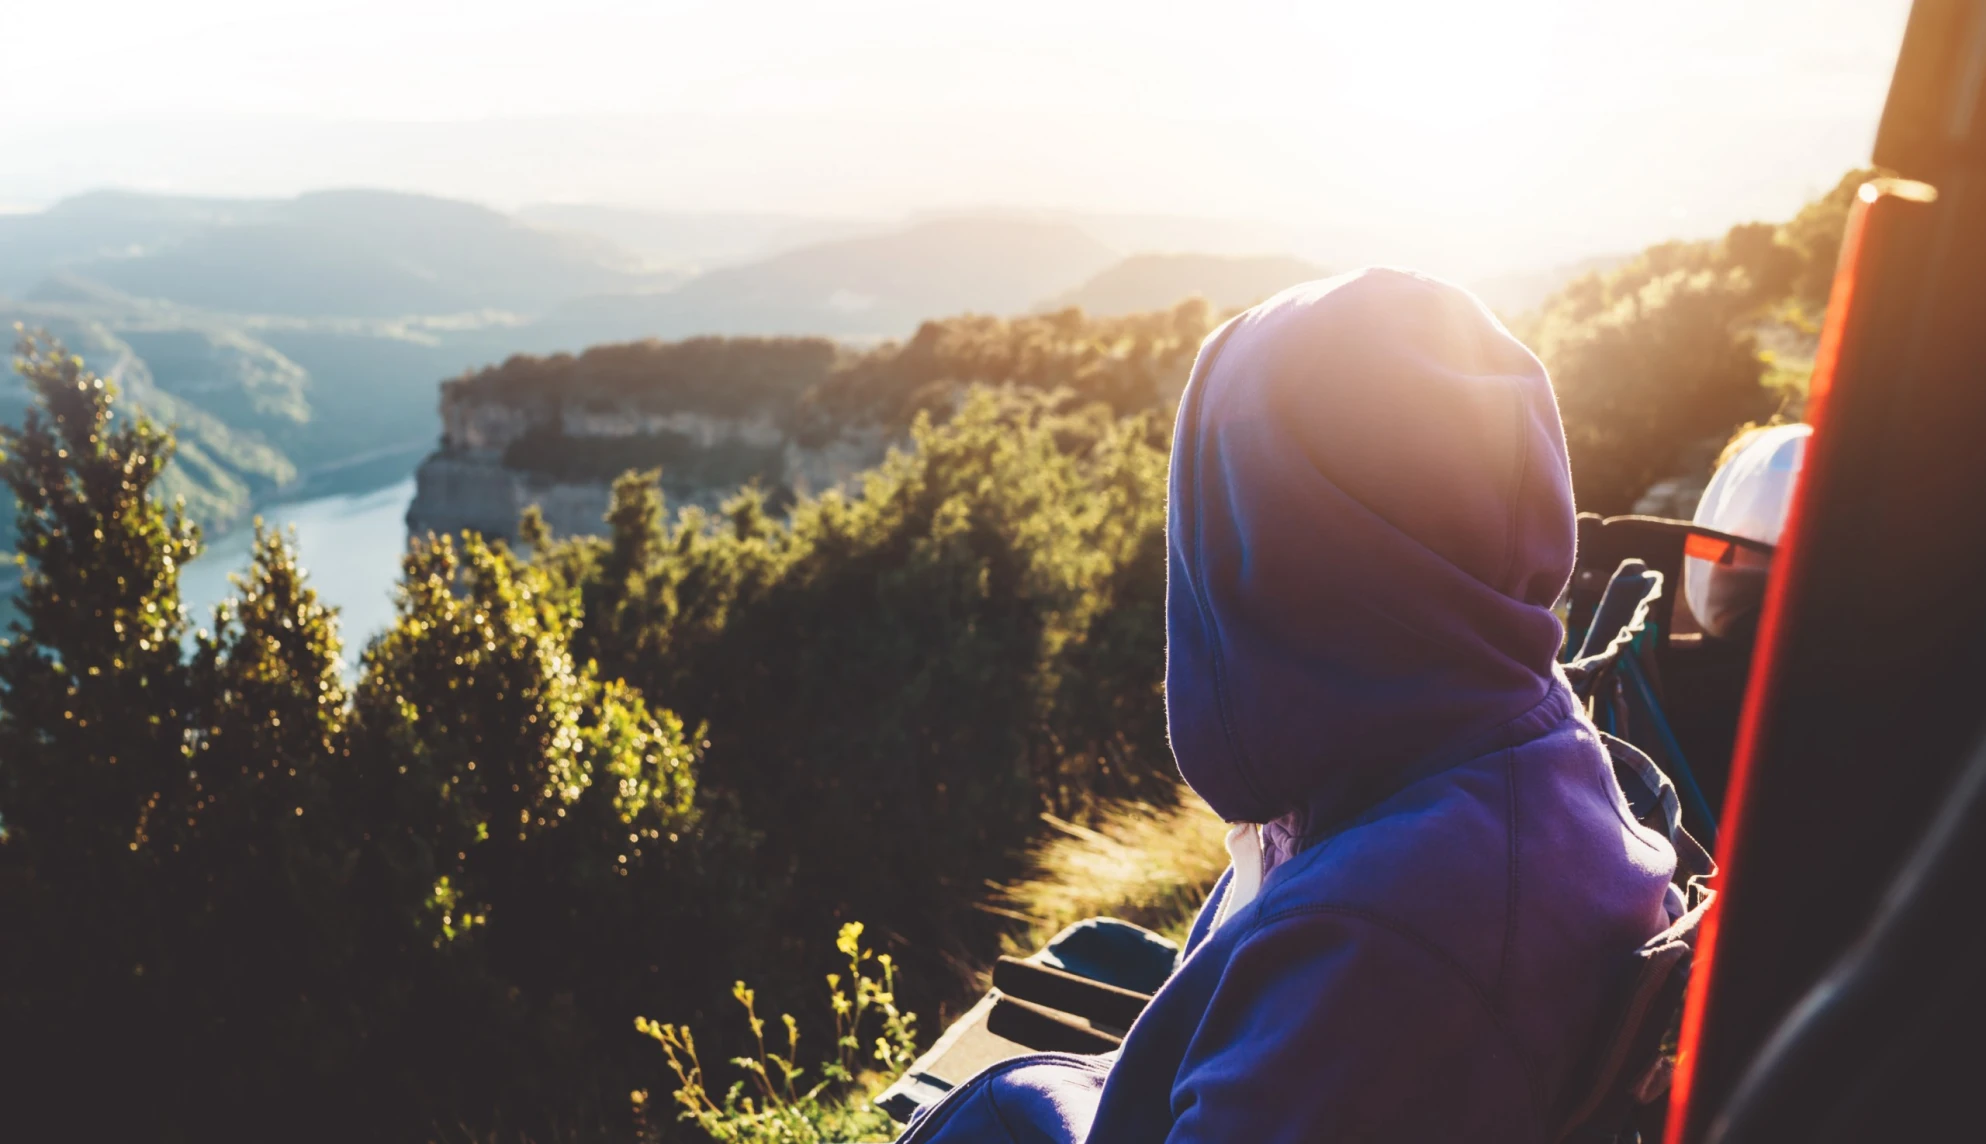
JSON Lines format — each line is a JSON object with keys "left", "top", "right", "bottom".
{"left": 1043, "top": 253, "right": 1326, "bottom": 316}
{"left": 0, "top": 312, "right": 300, "bottom": 543}
{"left": 0, "top": 192, "right": 252, "bottom": 298}
{"left": 0, "top": 191, "right": 1351, "bottom": 564}
{"left": 1468, "top": 254, "right": 1634, "bottom": 319}
{"left": 0, "top": 198, "right": 1134, "bottom": 558}
{"left": 0, "top": 189, "right": 654, "bottom": 318}
{"left": 519, "top": 204, "right": 879, "bottom": 272}
{"left": 0, "top": 189, "right": 679, "bottom": 554}
{"left": 0, "top": 287, "right": 536, "bottom": 553}
{"left": 543, "top": 216, "right": 1123, "bottom": 343}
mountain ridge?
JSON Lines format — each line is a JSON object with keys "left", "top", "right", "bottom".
{"left": 1042, "top": 252, "right": 1327, "bottom": 316}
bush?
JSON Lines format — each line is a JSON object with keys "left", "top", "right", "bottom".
{"left": 1533, "top": 268, "right": 1778, "bottom": 514}
{"left": 0, "top": 332, "right": 752, "bottom": 1142}
{"left": 1520, "top": 174, "right": 1869, "bottom": 512}
{"left": 637, "top": 922, "right": 915, "bottom": 1144}
{"left": 0, "top": 332, "right": 1177, "bottom": 1142}
{"left": 529, "top": 389, "right": 1177, "bottom": 1023}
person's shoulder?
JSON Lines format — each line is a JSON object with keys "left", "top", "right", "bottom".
{"left": 1252, "top": 720, "right": 1628, "bottom": 974}
{"left": 1263, "top": 747, "right": 1520, "bottom": 906}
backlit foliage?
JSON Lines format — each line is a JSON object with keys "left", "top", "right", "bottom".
{"left": 0, "top": 331, "right": 732, "bottom": 1142}
{"left": 1521, "top": 168, "right": 1875, "bottom": 513}
{"left": 525, "top": 389, "right": 1177, "bottom": 1022}
{"left": 0, "top": 166, "right": 1866, "bottom": 1138}
{"left": 634, "top": 922, "right": 915, "bottom": 1144}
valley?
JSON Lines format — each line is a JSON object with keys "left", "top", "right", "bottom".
{"left": 1, "top": 186, "right": 1606, "bottom": 652}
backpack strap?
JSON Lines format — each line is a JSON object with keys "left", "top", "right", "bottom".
{"left": 1556, "top": 890, "right": 1716, "bottom": 1140}
{"left": 1555, "top": 734, "right": 1720, "bottom": 1142}
{"left": 1605, "top": 733, "right": 1715, "bottom": 893}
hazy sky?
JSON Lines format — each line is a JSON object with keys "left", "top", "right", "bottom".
{"left": 1, "top": 0, "right": 1913, "bottom": 276}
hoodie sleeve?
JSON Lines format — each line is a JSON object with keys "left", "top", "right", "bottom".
{"left": 1181, "top": 867, "right": 1233, "bottom": 956}
{"left": 1167, "top": 910, "right": 1540, "bottom": 1144}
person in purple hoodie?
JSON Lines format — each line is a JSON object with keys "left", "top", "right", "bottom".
{"left": 896, "top": 268, "right": 1681, "bottom": 1143}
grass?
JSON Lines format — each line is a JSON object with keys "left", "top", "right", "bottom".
{"left": 990, "top": 789, "right": 1229, "bottom": 952}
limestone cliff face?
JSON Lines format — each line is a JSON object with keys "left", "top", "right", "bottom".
{"left": 406, "top": 452, "right": 611, "bottom": 542}
{"left": 406, "top": 380, "right": 887, "bottom": 542}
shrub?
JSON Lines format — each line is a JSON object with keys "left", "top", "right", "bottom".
{"left": 0, "top": 332, "right": 751, "bottom": 1142}
{"left": 1534, "top": 268, "right": 1778, "bottom": 514}
{"left": 530, "top": 389, "right": 1177, "bottom": 1022}
{"left": 636, "top": 923, "right": 915, "bottom": 1144}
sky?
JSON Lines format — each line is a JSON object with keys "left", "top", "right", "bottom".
{"left": 0, "top": 0, "right": 1914, "bottom": 277}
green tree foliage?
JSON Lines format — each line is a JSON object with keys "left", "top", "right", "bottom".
{"left": 0, "top": 332, "right": 739, "bottom": 1142}
{"left": 530, "top": 391, "right": 1175, "bottom": 1016}
{"left": 1522, "top": 169, "right": 1875, "bottom": 512}
{"left": 1531, "top": 268, "right": 1777, "bottom": 514}
{"left": 172, "top": 527, "right": 364, "bottom": 1116}
{"left": 452, "top": 337, "right": 849, "bottom": 419}
{"left": 342, "top": 531, "right": 748, "bottom": 1135}
{"left": 1781, "top": 169, "right": 1881, "bottom": 309}
{"left": 0, "top": 333, "right": 364, "bottom": 1133}
{"left": 636, "top": 922, "right": 915, "bottom": 1144}
{"left": 0, "top": 327, "right": 209, "bottom": 1130}
{"left": 804, "top": 298, "right": 1216, "bottom": 429}
{"left": 0, "top": 329, "right": 198, "bottom": 871}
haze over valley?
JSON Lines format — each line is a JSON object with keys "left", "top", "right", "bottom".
{"left": 0, "top": 188, "right": 1430, "bottom": 634}
{"left": 0, "top": 0, "right": 1915, "bottom": 645}
{"left": 0, "top": 184, "right": 1605, "bottom": 548}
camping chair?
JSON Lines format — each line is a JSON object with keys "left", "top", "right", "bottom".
{"left": 1565, "top": 514, "right": 1776, "bottom": 652}
{"left": 876, "top": 918, "right": 1180, "bottom": 1122}
{"left": 1563, "top": 558, "right": 1722, "bottom": 848}
{"left": 1568, "top": 515, "right": 1778, "bottom": 812}
{"left": 1553, "top": 556, "right": 1724, "bottom": 1140}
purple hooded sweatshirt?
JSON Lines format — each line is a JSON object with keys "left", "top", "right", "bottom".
{"left": 900, "top": 269, "right": 1678, "bottom": 1143}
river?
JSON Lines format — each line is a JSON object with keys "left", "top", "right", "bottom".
{"left": 179, "top": 478, "right": 417, "bottom": 673}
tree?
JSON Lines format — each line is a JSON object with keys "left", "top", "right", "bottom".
{"left": 535, "top": 390, "right": 1178, "bottom": 1023}
{"left": 0, "top": 331, "right": 751, "bottom": 1142}
{"left": 1781, "top": 168, "right": 1880, "bottom": 310}
{"left": 348, "top": 530, "right": 737, "bottom": 1134}
{"left": 0, "top": 328, "right": 198, "bottom": 883}
{"left": 170, "top": 525, "right": 366, "bottom": 1126}
{"left": 1537, "top": 270, "right": 1776, "bottom": 514}
{"left": 1517, "top": 178, "right": 1876, "bottom": 514}
{"left": 0, "top": 330, "right": 204, "bottom": 1126}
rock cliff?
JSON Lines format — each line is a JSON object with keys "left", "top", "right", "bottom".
{"left": 405, "top": 337, "right": 887, "bottom": 542}
{"left": 404, "top": 303, "right": 1216, "bottom": 544}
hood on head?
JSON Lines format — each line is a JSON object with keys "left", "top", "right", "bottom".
{"left": 1165, "top": 268, "right": 1575, "bottom": 826}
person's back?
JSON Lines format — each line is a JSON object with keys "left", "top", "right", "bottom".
{"left": 900, "top": 269, "right": 1678, "bottom": 1143}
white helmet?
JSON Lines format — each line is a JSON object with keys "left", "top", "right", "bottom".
{"left": 1683, "top": 423, "right": 1812, "bottom": 640}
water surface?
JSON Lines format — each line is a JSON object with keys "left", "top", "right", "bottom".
{"left": 179, "top": 478, "right": 417, "bottom": 672}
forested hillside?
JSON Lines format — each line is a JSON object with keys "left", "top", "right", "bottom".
{"left": 1043, "top": 252, "right": 1325, "bottom": 317}
{"left": 421, "top": 156, "right": 1863, "bottom": 547}
{"left": 0, "top": 174, "right": 1866, "bottom": 1142}
{"left": 407, "top": 301, "right": 1219, "bottom": 541}
{"left": 1520, "top": 168, "right": 1867, "bottom": 512}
